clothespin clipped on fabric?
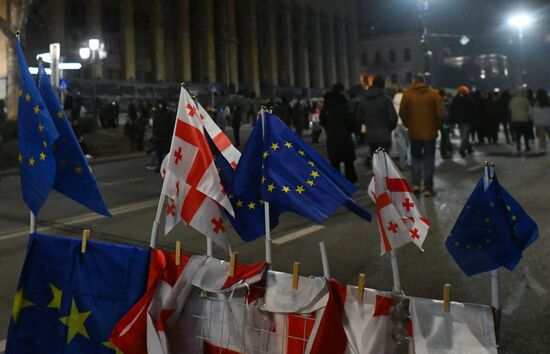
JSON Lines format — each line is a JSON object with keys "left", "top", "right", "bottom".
{"left": 228, "top": 252, "right": 238, "bottom": 278}
{"left": 81, "top": 229, "right": 90, "bottom": 254}
{"left": 175, "top": 241, "right": 181, "bottom": 266}
{"left": 443, "top": 283, "right": 451, "bottom": 313}
{"left": 357, "top": 273, "right": 366, "bottom": 302}
{"left": 292, "top": 262, "right": 300, "bottom": 290}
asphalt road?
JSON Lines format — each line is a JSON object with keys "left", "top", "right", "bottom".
{"left": 1, "top": 131, "right": 549, "bottom": 353}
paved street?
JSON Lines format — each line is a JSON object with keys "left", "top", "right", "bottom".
{"left": 1, "top": 131, "right": 549, "bottom": 353}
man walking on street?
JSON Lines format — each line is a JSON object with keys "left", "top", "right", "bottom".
{"left": 399, "top": 73, "right": 445, "bottom": 197}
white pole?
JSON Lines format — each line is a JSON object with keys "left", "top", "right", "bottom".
{"left": 30, "top": 211, "right": 37, "bottom": 234}
{"left": 149, "top": 180, "right": 167, "bottom": 248}
{"left": 485, "top": 163, "right": 500, "bottom": 311}
{"left": 390, "top": 250, "right": 402, "bottom": 292}
{"left": 206, "top": 239, "right": 213, "bottom": 257}
{"left": 319, "top": 241, "right": 331, "bottom": 279}
{"left": 261, "top": 108, "right": 272, "bottom": 264}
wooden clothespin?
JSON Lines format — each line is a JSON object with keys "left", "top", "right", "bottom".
{"left": 443, "top": 283, "right": 451, "bottom": 313}
{"left": 81, "top": 229, "right": 90, "bottom": 254}
{"left": 175, "top": 241, "right": 181, "bottom": 266}
{"left": 292, "top": 262, "right": 300, "bottom": 290}
{"left": 228, "top": 252, "right": 238, "bottom": 278}
{"left": 357, "top": 273, "right": 366, "bottom": 302}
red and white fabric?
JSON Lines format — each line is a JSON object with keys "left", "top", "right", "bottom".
{"left": 196, "top": 101, "right": 241, "bottom": 168}
{"left": 368, "top": 151, "right": 430, "bottom": 255}
{"left": 409, "top": 297, "right": 497, "bottom": 354}
{"left": 161, "top": 87, "right": 234, "bottom": 251}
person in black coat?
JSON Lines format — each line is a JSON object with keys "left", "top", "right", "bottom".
{"left": 152, "top": 100, "right": 173, "bottom": 172}
{"left": 320, "top": 84, "right": 358, "bottom": 183}
{"left": 449, "top": 86, "right": 478, "bottom": 157}
{"left": 232, "top": 105, "right": 242, "bottom": 147}
{"left": 356, "top": 76, "right": 398, "bottom": 158}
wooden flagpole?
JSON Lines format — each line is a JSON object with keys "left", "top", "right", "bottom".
{"left": 261, "top": 107, "right": 272, "bottom": 264}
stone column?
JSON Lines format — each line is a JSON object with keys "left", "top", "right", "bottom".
{"left": 88, "top": 0, "right": 103, "bottom": 78}
{"left": 336, "top": 14, "right": 349, "bottom": 88}
{"left": 347, "top": 15, "right": 360, "bottom": 88}
{"left": 324, "top": 12, "right": 337, "bottom": 87}
{"left": 153, "top": 0, "right": 166, "bottom": 81}
{"left": 265, "top": 0, "right": 278, "bottom": 88}
{"left": 178, "top": 0, "right": 192, "bottom": 82}
{"left": 226, "top": 0, "right": 239, "bottom": 92}
{"left": 311, "top": 7, "right": 324, "bottom": 89}
{"left": 49, "top": 0, "right": 65, "bottom": 48}
{"left": 0, "top": 0, "right": 8, "bottom": 81}
{"left": 295, "top": 5, "right": 309, "bottom": 88}
{"left": 203, "top": 0, "right": 216, "bottom": 82}
{"left": 241, "top": 0, "right": 260, "bottom": 96}
{"left": 122, "top": 0, "right": 136, "bottom": 80}
{"left": 281, "top": 1, "right": 294, "bottom": 87}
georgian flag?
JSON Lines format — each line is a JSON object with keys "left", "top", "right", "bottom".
{"left": 368, "top": 150, "right": 430, "bottom": 255}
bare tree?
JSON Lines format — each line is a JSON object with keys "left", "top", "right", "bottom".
{"left": 0, "top": 0, "right": 34, "bottom": 120}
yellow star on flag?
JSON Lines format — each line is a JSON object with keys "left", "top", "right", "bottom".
{"left": 103, "top": 341, "right": 124, "bottom": 354}
{"left": 74, "top": 165, "right": 83, "bottom": 174}
{"left": 281, "top": 186, "right": 290, "bottom": 193}
{"left": 38, "top": 123, "right": 44, "bottom": 133}
{"left": 229, "top": 195, "right": 234, "bottom": 199}
{"left": 12, "top": 288, "right": 34, "bottom": 322}
{"left": 236, "top": 200, "right": 244, "bottom": 207}
{"left": 310, "top": 171, "right": 319, "bottom": 178}
{"left": 18, "top": 89, "right": 23, "bottom": 97}
{"left": 25, "top": 93, "right": 31, "bottom": 102}
{"left": 57, "top": 111, "right": 64, "bottom": 119}
{"left": 271, "top": 142, "right": 280, "bottom": 151}
{"left": 59, "top": 299, "right": 91, "bottom": 344}
{"left": 298, "top": 150, "right": 305, "bottom": 156}
{"left": 511, "top": 214, "right": 517, "bottom": 221}
{"left": 306, "top": 180, "right": 315, "bottom": 186}
{"left": 295, "top": 185, "right": 305, "bottom": 194}
{"left": 28, "top": 157, "right": 36, "bottom": 166}
{"left": 284, "top": 141, "right": 293, "bottom": 148}
{"left": 47, "top": 283, "right": 62, "bottom": 309}
{"left": 263, "top": 151, "right": 269, "bottom": 159}
{"left": 267, "top": 183, "right": 275, "bottom": 192}
{"left": 248, "top": 202, "right": 256, "bottom": 209}
{"left": 43, "top": 140, "right": 48, "bottom": 147}
{"left": 18, "top": 153, "right": 23, "bottom": 163}
{"left": 39, "top": 152, "right": 46, "bottom": 160}
{"left": 262, "top": 176, "right": 266, "bottom": 184}
{"left": 506, "top": 205, "right": 512, "bottom": 211}
{"left": 33, "top": 105, "right": 40, "bottom": 114}
{"left": 308, "top": 161, "right": 315, "bottom": 166}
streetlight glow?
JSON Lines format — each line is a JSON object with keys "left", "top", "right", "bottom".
{"left": 79, "top": 47, "right": 91, "bottom": 60}
{"left": 508, "top": 14, "right": 532, "bottom": 28}
{"left": 88, "top": 38, "right": 100, "bottom": 51}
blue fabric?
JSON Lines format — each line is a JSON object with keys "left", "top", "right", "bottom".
{"left": 233, "top": 113, "right": 371, "bottom": 228}
{"left": 38, "top": 65, "right": 110, "bottom": 216}
{"left": 410, "top": 140, "right": 436, "bottom": 189}
{"left": 6, "top": 233, "right": 150, "bottom": 353}
{"left": 445, "top": 176, "right": 538, "bottom": 276}
{"left": 16, "top": 38, "right": 59, "bottom": 215}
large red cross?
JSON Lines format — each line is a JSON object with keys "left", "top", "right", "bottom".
{"left": 186, "top": 103, "right": 197, "bottom": 117}
{"left": 410, "top": 228, "right": 420, "bottom": 239}
{"left": 387, "top": 221, "right": 399, "bottom": 233}
{"left": 402, "top": 198, "right": 414, "bottom": 212}
{"left": 173, "top": 147, "right": 183, "bottom": 165}
{"left": 211, "top": 217, "right": 224, "bottom": 233}
{"left": 166, "top": 202, "right": 176, "bottom": 217}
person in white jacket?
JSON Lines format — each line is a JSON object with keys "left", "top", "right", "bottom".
{"left": 392, "top": 88, "right": 410, "bottom": 169}
{"left": 531, "top": 89, "right": 550, "bottom": 153}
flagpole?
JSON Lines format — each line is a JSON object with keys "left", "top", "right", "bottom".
{"left": 484, "top": 161, "right": 501, "bottom": 340}
{"left": 261, "top": 107, "right": 272, "bottom": 265}
{"left": 30, "top": 211, "right": 37, "bottom": 234}
{"left": 378, "top": 148, "right": 402, "bottom": 293}
{"left": 319, "top": 241, "right": 331, "bottom": 279}
{"left": 150, "top": 179, "right": 167, "bottom": 248}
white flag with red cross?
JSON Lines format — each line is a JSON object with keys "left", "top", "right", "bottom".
{"left": 161, "top": 87, "right": 234, "bottom": 251}
{"left": 368, "top": 150, "right": 430, "bottom": 255}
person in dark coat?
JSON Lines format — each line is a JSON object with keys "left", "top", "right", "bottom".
{"left": 152, "top": 100, "right": 173, "bottom": 172}
{"left": 274, "top": 97, "right": 293, "bottom": 127}
{"left": 356, "top": 76, "right": 398, "bottom": 159}
{"left": 495, "top": 91, "right": 511, "bottom": 144}
{"left": 320, "top": 84, "right": 358, "bottom": 183}
{"left": 232, "top": 105, "right": 242, "bottom": 147}
{"left": 292, "top": 100, "right": 307, "bottom": 137}
{"left": 449, "top": 86, "right": 478, "bottom": 157}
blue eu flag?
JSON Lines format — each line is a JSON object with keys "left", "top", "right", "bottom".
{"left": 16, "top": 37, "right": 59, "bottom": 215}
{"left": 6, "top": 233, "right": 150, "bottom": 353}
{"left": 445, "top": 176, "right": 538, "bottom": 276}
{"left": 38, "top": 65, "right": 111, "bottom": 216}
{"left": 233, "top": 113, "right": 371, "bottom": 228}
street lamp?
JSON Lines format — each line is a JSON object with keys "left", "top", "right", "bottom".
{"left": 79, "top": 38, "right": 106, "bottom": 119}
{"left": 507, "top": 13, "right": 532, "bottom": 86}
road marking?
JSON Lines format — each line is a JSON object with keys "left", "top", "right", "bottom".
{"left": 273, "top": 225, "right": 325, "bottom": 245}
{"left": 0, "top": 199, "right": 158, "bottom": 242}
{"left": 102, "top": 178, "right": 143, "bottom": 186}
{"left": 465, "top": 165, "right": 484, "bottom": 172}
{"left": 0, "top": 339, "right": 5, "bottom": 351}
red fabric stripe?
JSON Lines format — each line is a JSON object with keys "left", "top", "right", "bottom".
{"left": 373, "top": 295, "right": 393, "bottom": 317}
{"left": 203, "top": 341, "right": 240, "bottom": 354}
{"left": 287, "top": 313, "right": 316, "bottom": 354}
{"left": 375, "top": 193, "right": 393, "bottom": 252}
{"left": 212, "top": 132, "right": 233, "bottom": 152}
{"left": 180, "top": 188, "right": 207, "bottom": 224}
{"left": 221, "top": 262, "right": 267, "bottom": 289}
{"left": 386, "top": 177, "right": 412, "bottom": 192}
{"left": 174, "top": 119, "right": 214, "bottom": 187}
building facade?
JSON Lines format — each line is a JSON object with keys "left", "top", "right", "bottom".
{"left": 0, "top": 0, "right": 361, "bottom": 100}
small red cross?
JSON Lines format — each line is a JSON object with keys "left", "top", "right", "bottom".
{"left": 199, "top": 113, "right": 205, "bottom": 120}
{"left": 175, "top": 181, "right": 180, "bottom": 197}
{"left": 186, "top": 103, "right": 197, "bottom": 117}
{"left": 162, "top": 168, "right": 166, "bottom": 177}
{"left": 387, "top": 221, "right": 399, "bottom": 233}
{"left": 166, "top": 202, "right": 176, "bottom": 217}
{"left": 410, "top": 228, "right": 420, "bottom": 239}
{"left": 211, "top": 217, "right": 224, "bottom": 233}
{"left": 402, "top": 198, "right": 414, "bottom": 212}
{"left": 173, "top": 147, "right": 183, "bottom": 165}
{"left": 230, "top": 161, "right": 237, "bottom": 169}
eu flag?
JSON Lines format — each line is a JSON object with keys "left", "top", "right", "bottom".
{"left": 233, "top": 112, "right": 371, "bottom": 227}
{"left": 6, "top": 233, "right": 150, "bottom": 354}
{"left": 16, "top": 37, "right": 59, "bottom": 215}
{"left": 445, "top": 176, "right": 538, "bottom": 276}
{"left": 38, "top": 65, "right": 111, "bottom": 216}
